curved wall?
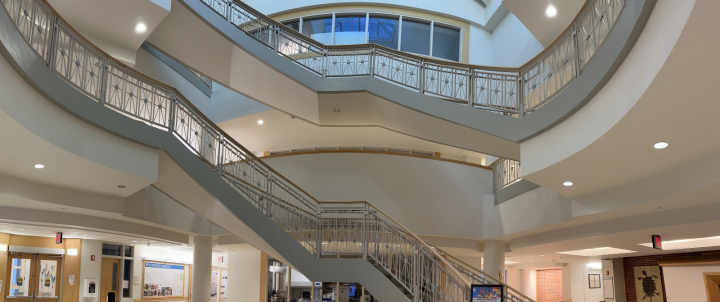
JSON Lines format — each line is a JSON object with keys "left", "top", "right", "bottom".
{"left": 263, "top": 152, "right": 490, "bottom": 239}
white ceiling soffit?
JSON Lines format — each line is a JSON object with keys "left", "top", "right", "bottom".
{"left": 521, "top": 0, "right": 718, "bottom": 211}
{"left": 218, "top": 110, "right": 488, "bottom": 161}
{"left": 47, "top": 0, "right": 172, "bottom": 66}
{"left": 503, "top": 0, "right": 586, "bottom": 46}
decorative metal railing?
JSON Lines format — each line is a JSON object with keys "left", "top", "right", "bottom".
{"left": 198, "top": 0, "right": 627, "bottom": 117}
{"left": 492, "top": 159, "right": 522, "bottom": 192}
{"left": 436, "top": 248, "right": 533, "bottom": 302}
{"left": 0, "top": 0, "right": 533, "bottom": 301}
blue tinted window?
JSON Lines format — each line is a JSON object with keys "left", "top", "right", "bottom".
{"left": 432, "top": 24, "right": 461, "bottom": 61}
{"left": 400, "top": 19, "right": 431, "bottom": 55}
{"left": 368, "top": 16, "right": 399, "bottom": 49}
{"left": 334, "top": 15, "right": 366, "bottom": 45}
{"left": 302, "top": 17, "right": 333, "bottom": 44}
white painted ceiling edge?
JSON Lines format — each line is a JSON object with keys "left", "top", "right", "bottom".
{"left": 0, "top": 54, "right": 160, "bottom": 197}
{"left": 520, "top": 0, "right": 694, "bottom": 176}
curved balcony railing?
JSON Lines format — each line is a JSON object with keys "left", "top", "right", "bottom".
{"left": 492, "top": 159, "right": 522, "bottom": 192}
{"left": 199, "top": 0, "right": 627, "bottom": 117}
{"left": 0, "top": 0, "right": 532, "bottom": 301}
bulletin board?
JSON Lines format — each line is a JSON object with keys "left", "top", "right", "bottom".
{"left": 142, "top": 260, "right": 185, "bottom": 299}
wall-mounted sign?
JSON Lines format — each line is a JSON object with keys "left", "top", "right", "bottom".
{"left": 90, "top": 255, "right": 95, "bottom": 261}
{"left": 314, "top": 282, "right": 322, "bottom": 287}
{"left": 55, "top": 232, "right": 63, "bottom": 244}
{"left": 652, "top": 235, "right": 662, "bottom": 249}
{"left": 68, "top": 274, "right": 75, "bottom": 286}
{"left": 143, "top": 261, "right": 185, "bottom": 298}
{"left": 217, "top": 256, "right": 223, "bottom": 263}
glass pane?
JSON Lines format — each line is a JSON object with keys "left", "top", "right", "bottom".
{"left": 10, "top": 259, "right": 31, "bottom": 297}
{"left": 38, "top": 260, "right": 58, "bottom": 297}
{"left": 102, "top": 243, "right": 122, "bottom": 256}
{"left": 432, "top": 24, "right": 461, "bottom": 61}
{"left": 334, "top": 15, "right": 366, "bottom": 45}
{"left": 302, "top": 16, "right": 333, "bottom": 44}
{"left": 283, "top": 20, "right": 300, "bottom": 32}
{"left": 400, "top": 19, "right": 431, "bottom": 55}
{"left": 124, "top": 246, "right": 133, "bottom": 257}
{"left": 369, "top": 16, "right": 399, "bottom": 49}
{"left": 112, "top": 263, "right": 118, "bottom": 291}
{"left": 123, "top": 260, "right": 132, "bottom": 298}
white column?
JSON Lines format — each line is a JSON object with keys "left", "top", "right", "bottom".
{"left": 483, "top": 240, "right": 505, "bottom": 281}
{"left": 192, "top": 236, "right": 213, "bottom": 302}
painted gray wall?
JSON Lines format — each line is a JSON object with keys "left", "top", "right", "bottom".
{"left": 264, "top": 153, "right": 492, "bottom": 239}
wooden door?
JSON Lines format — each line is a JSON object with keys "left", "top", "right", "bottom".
{"left": 100, "top": 258, "right": 122, "bottom": 302}
{"left": 5, "top": 254, "right": 34, "bottom": 301}
{"left": 35, "top": 254, "right": 63, "bottom": 302}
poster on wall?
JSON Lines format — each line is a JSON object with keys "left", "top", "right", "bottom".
{"left": 603, "top": 277, "right": 615, "bottom": 299}
{"left": 143, "top": 261, "right": 184, "bottom": 298}
{"left": 220, "top": 269, "right": 227, "bottom": 299}
{"left": 471, "top": 284, "right": 504, "bottom": 302}
{"left": 38, "top": 260, "right": 57, "bottom": 297}
{"left": 634, "top": 266, "right": 664, "bottom": 302}
{"left": 210, "top": 269, "right": 219, "bottom": 298}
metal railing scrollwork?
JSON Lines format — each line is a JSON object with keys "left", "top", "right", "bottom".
{"left": 1, "top": 0, "right": 534, "bottom": 301}
{"left": 492, "top": 159, "right": 522, "bottom": 192}
{"left": 198, "top": 0, "right": 627, "bottom": 117}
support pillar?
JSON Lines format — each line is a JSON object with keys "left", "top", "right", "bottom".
{"left": 483, "top": 240, "right": 506, "bottom": 281}
{"left": 192, "top": 236, "right": 213, "bottom": 302}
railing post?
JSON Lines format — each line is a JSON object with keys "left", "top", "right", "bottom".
{"left": 573, "top": 23, "right": 583, "bottom": 77}
{"left": 369, "top": 46, "right": 375, "bottom": 77}
{"left": 518, "top": 70, "right": 525, "bottom": 117}
{"left": 322, "top": 48, "right": 328, "bottom": 78}
{"left": 413, "top": 239, "right": 419, "bottom": 302}
{"left": 225, "top": 0, "right": 231, "bottom": 22}
{"left": 419, "top": 59, "right": 425, "bottom": 94}
{"left": 168, "top": 91, "right": 176, "bottom": 133}
{"left": 216, "top": 136, "right": 225, "bottom": 176}
{"left": 265, "top": 170, "right": 273, "bottom": 217}
{"left": 274, "top": 24, "right": 279, "bottom": 54}
{"left": 468, "top": 68, "right": 474, "bottom": 107}
{"left": 362, "top": 203, "right": 368, "bottom": 259}
{"left": 47, "top": 16, "right": 59, "bottom": 70}
{"left": 316, "top": 204, "right": 322, "bottom": 258}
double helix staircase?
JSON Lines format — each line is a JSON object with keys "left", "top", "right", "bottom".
{"left": 0, "top": 0, "right": 535, "bottom": 301}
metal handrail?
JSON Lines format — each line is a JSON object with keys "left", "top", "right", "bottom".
{"left": 492, "top": 159, "right": 522, "bottom": 192}
{"left": 0, "top": 0, "right": 532, "bottom": 301}
{"left": 199, "top": 0, "right": 627, "bottom": 117}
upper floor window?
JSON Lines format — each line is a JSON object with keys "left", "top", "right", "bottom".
{"left": 282, "top": 12, "right": 461, "bottom": 62}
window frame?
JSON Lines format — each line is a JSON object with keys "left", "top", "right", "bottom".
{"left": 279, "top": 11, "right": 463, "bottom": 62}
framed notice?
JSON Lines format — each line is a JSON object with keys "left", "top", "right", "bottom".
{"left": 603, "top": 277, "right": 615, "bottom": 299}
{"left": 142, "top": 261, "right": 185, "bottom": 299}
{"left": 471, "top": 284, "right": 504, "bottom": 302}
{"left": 589, "top": 274, "right": 601, "bottom": 289}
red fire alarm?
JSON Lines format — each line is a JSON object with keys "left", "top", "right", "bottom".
{"left": 91, "top": 255, "right": 95, "bottom": 261}
{"left": 652, "top": 235, "right": 662, "bottom": 250}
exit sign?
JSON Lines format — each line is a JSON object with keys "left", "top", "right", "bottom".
{"left": 652, "top": 235, "right": 662, "bottom": 249}
{"left": 56, "top": 232, "right": 63, "bottom": 244}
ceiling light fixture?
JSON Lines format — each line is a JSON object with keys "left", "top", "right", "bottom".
{"left": 135, "top": 23, "right": 147, "bottom": 34}
{"left": 118, "top": 185, "right": 126, "bottom": 189}
{"left": 333, "top": 108, "right": 341, "bottom": 113}
{"left": 654, "top": 141, "right": 669, "bottom": 149}
{"left": 34, "top": 164, "right": 44, "bottom": 169}
{"left": 257, "top": 120, "right": 264, "bottom": 125}
{"left": 67, "top": 249, "right": 78, "bottom": 256}
{"left": 133, "top": 241, "right": 138, "bottom": 243}
{"left": 545, "top": 5, "right": 557, "bottom": 17}
{"left": 18, "top": 229, "right": 24, "bottom": 231}
{"left": 563, "top": 181, "right": 573, "bottom": 186}
{"left": 558, "top": 247, "right": 637, "bottom": 257}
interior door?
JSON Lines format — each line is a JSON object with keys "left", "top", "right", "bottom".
{"left": 5, "top": 253, "right": 35, "bottom": 300}
{"left": 100, "top": 258, "right": 122, "bottom": 302}
{"left": 35, "top": 254, "right": 63, "bottom": 302}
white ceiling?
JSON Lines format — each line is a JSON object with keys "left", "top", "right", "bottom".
{"left": 47, "top": 0, "right": 171, "bottom": 65}
{"left": 503, "top": 0, "right": 586, "bottom": 47}
{"left": 0, "top": 221, "right": 180, "bottom": 247}
{"left": 0, "top": 107, "right": 155, "bottom": 198}
{"left": 218, "top": 110, "right": 489, "bottom": 163}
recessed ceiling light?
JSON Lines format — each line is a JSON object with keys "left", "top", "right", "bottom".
{"left": 657, "top": 207, "right": 663, "bottom": 210}
{"left": 82, "top": 234, "right": 87, "bottom": 237}
{"left": 540, "top": 255, "right": 545, "bottom": 257}
{"left": 83, "top": 6, "right": 87, "bottom": 10}
{"left": 257, "top": 120, "right": 264, "bottom": 125}
{"left": 654, "top": 141, "right": 669, "bottom": 149}
{"left": 133, "top": 241, "right": 138, "bottom": 243}
{"left": 18, "top": 228, "right": 24, "bottom": 231}
{"left": 118, "top": 185, "right": 126, "bottom": 188}
{"left": 563, "top": 181, "right": 573, "bottom": 186}
{"left": 135, "top": 23, "right": 147, "bottom": 33}
{"left": 333, "top": 108, "right": 341, "bottom": 113}
{"left": 34, "top": 164, "right": 44, "bottom": 169}
{"left": 545, "top": 5, "right": 557, "bottom": 17}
